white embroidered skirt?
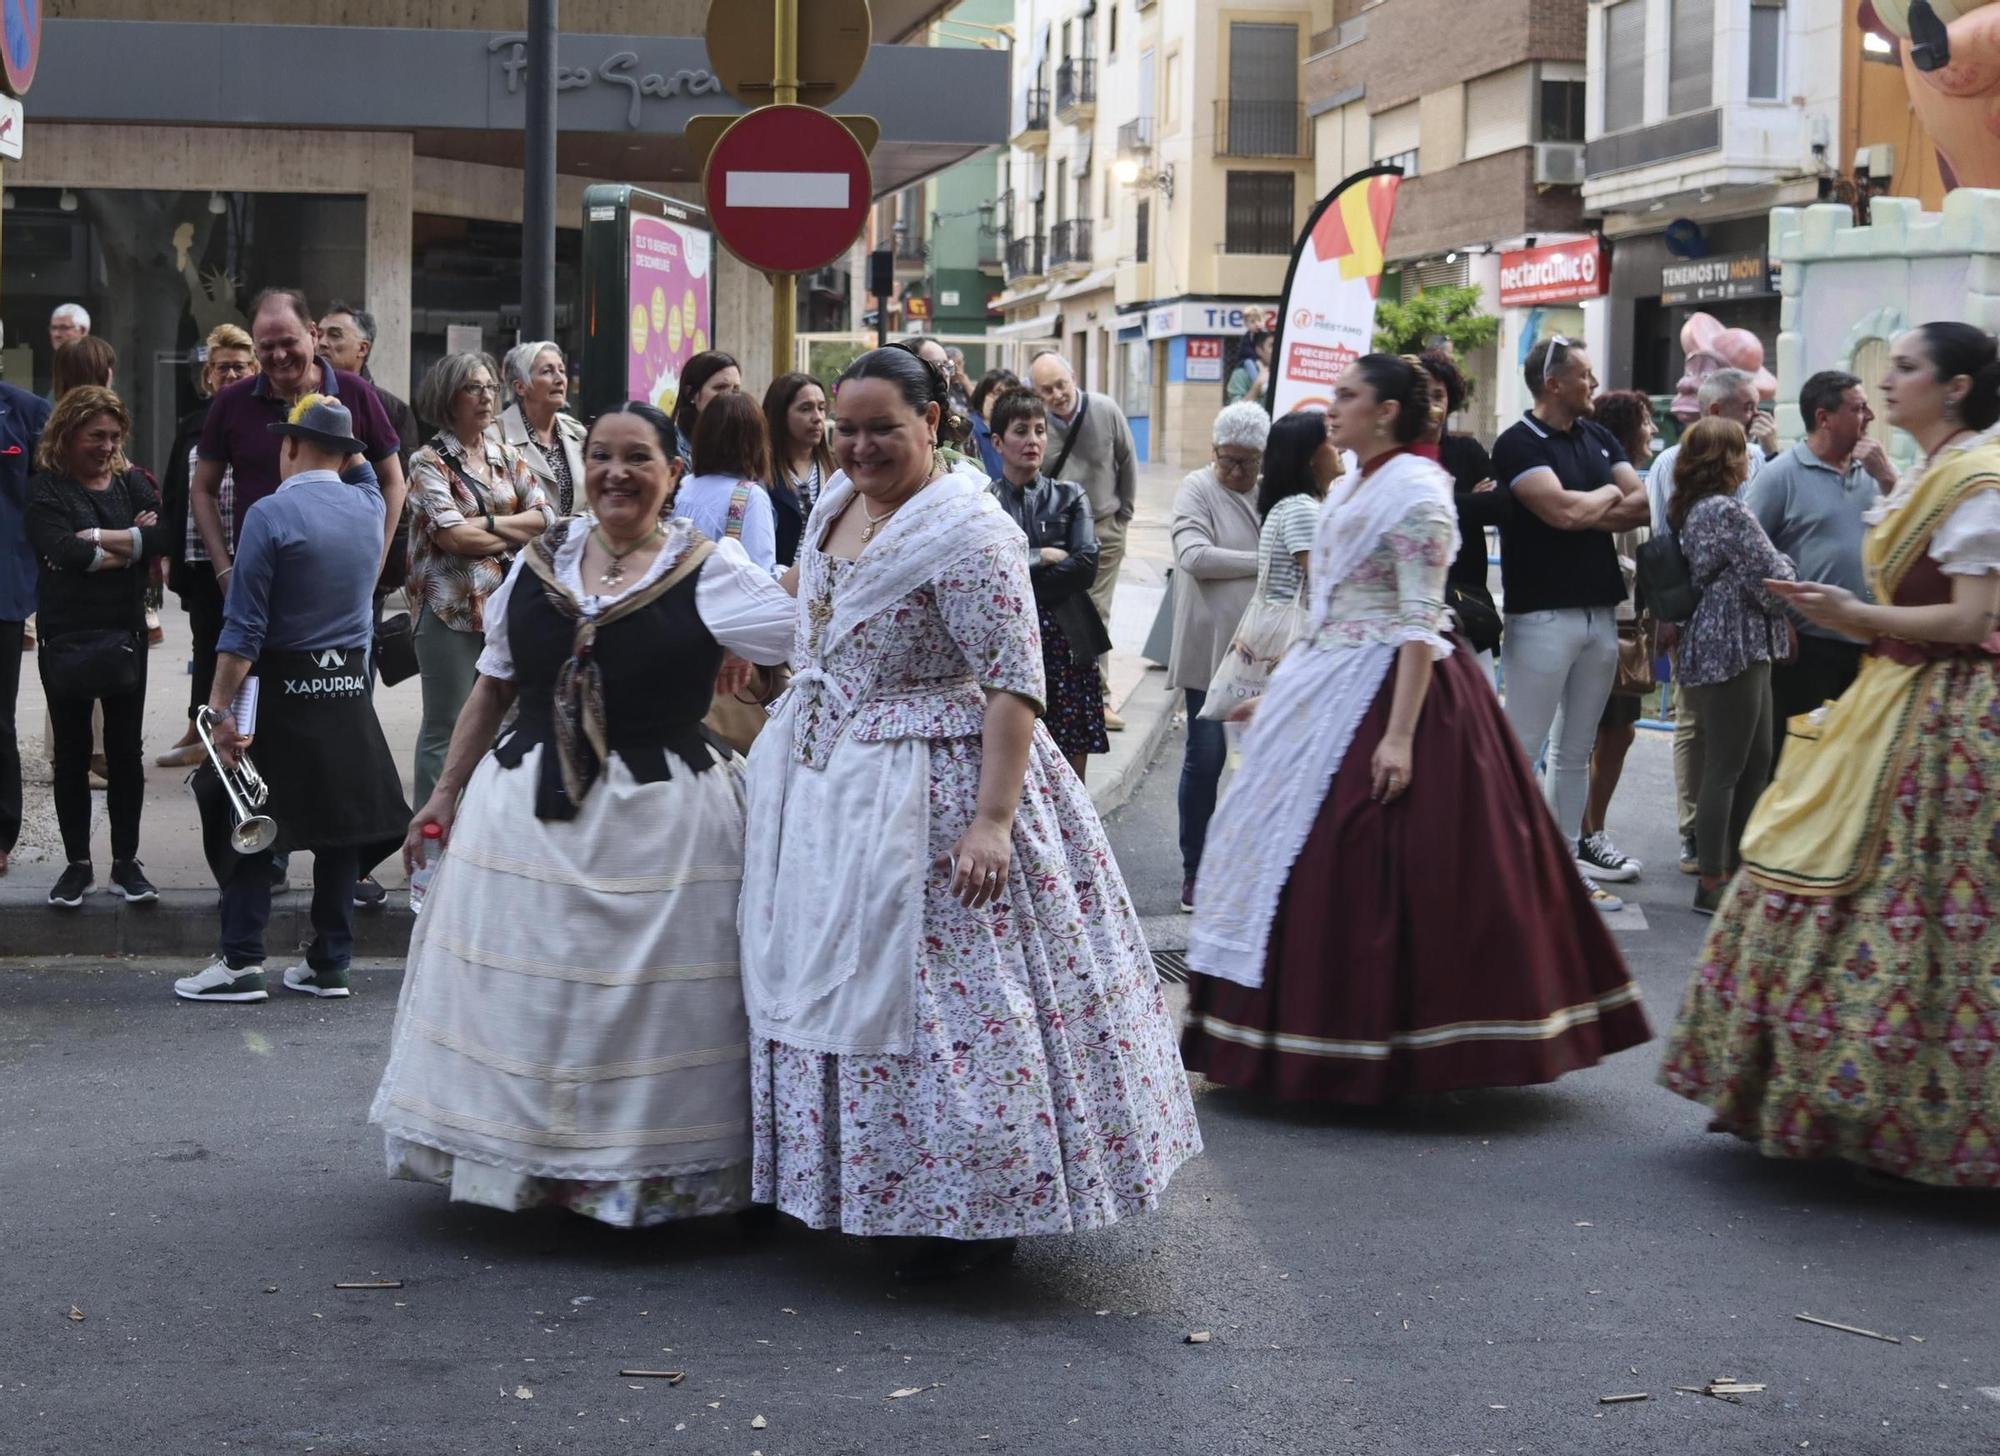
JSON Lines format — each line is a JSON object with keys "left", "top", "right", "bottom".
{"left": 369, "top": 744, "right": 754, "bottom": 1227}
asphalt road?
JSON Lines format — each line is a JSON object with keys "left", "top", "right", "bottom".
{"left": 3, "top": 722, "right": 1995, "bottom": 1454}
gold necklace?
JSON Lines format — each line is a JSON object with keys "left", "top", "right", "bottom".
{"left": 858, "top": 499, "right": 900, "bottom": 543}
{"left": 592, "top": 525, "right": 662, "bottom": 587}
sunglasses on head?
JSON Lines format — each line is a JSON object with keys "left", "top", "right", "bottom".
{"left": 1546, "top": 335, "right": 1570, "bottom": 373}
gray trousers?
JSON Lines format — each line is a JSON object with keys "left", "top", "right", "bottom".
{"left": 1682, "top": 662, "right": 1774, "bottom": 880}
{"left": 413, "top": 610, "right": 485, "bottom": 809}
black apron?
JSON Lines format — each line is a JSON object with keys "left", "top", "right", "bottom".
{"left": 196, "top": 646, "right": 409, "bottom": 871}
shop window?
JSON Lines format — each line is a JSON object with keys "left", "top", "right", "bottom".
{"left": 1748, "top": 0, "right": 1784, "bottom": 100}
{"left": 1118, "top": 334, "right": 1150, "bottom": 420}
{"left": 1602, "top": 0, "right": 1646, "bottom": 133}
{"left": 1224, "top": 172, "right": 1294, "bottom": 256}
{"left": 1669, "top": 0, "right": 1714, "bottom": 116}
{"left": 1539, "top": 79, "right": 1586, "bottom": 143}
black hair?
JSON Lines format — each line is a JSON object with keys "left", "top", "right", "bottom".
{"left": 970, "top": 367, "right": 1020, "bottom": 420}
{"left": 1798, "top": 369, "right": 1863, "bottom": 433}
{"left": 587, "top": 400, "right": 679, "bottom": 462}
{"left": 843, "top": 344, "right": 970, "bottom": 448}
{"left": 1353, "top": 353, "right": 1432, "bottom": 446}
{"left": 986, "top": 387, "right": 1044, "bottom": 443}
{"left": 1257, "top": 409, "right": 1330, "bottom": 518}
{"left": 1418, "top": 348, "right": 1469, "bottom": 416}
{"left": 672, "top": 351, "right": 740, "bottom": 441}
{"left": 1522, "top": 336, "right": 1579, "bottom": 400}
{"left": 1916, "top": 322, "right": 2000, "bottom": 432}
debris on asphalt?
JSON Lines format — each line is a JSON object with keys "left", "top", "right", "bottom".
{"left": 1186, "top": 1331, "right": 1212, "bottom": 1344}
{"left": 1598, "top": 1393, "right": 1648, "bottom": 1405}
{"left": 886, "top": 1384, "right": 940, "bottom": 1400}
{"left": 514, "top": 1386, "right": 534, "bottom": 1399}
{"left": 751, "top": 1415, "right": 768, "bottom": 1429}
{"left": 65, "top": 1305, "right": 84, "bottom": 1322}
{"left": 335, "top": 1280, "right": 403, "bottom": 1290}
{"left": 263, "top": 1285, "right": 279, "bottom": 1294}
{"left": 1674, "top": 1376, "right": 1766, "bottom": 1404}
{"left": 1795, "top": 1314, "right": 1901, "bottom": 1344}
{"left": 619, "top": 1370, "right": 684, "bottom": 1382}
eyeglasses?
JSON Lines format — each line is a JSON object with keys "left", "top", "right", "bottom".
{"left": 1214, "top": 450, "right": 1261, "bottom": 475}
{"left": 1547, "top": 335, "right": 1571, "bottom": 373}
{"left": 460, "top": 382, "right": 499, "bottom": 397}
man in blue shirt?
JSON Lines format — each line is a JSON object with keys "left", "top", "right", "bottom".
{"left": 0, "top": 377, "right": 54, "bottom": 876}
{"left": 174, "top": 396, "right": 410, "bottom": 1004}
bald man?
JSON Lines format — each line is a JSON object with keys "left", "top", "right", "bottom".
{"left": 1029, "top": 351, "right": 1137, "bottom": 727}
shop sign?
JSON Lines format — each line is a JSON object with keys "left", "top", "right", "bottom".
{"left": 1185, "top": 336, "right": 1224, "bottom": 382}
{"left": 1144, "top": 300, "right": 1272, "bottom": 341}
{"left": 1659, "top": 250, "right": 1772, "bottom": 306}
{"left": 905, "top": 294, "right": 930, "bottom": 319}
{"left": 940, "top": 290, "right": 960, "bottom": 308}
{"left": 1498, "top": 238, "right": 1606, "bottom": 308}
{"left": 489, "top": 33, "right": 724, "bottom": 130}
{"left": 0, "top": 95, "right": 21, "bottom": 160}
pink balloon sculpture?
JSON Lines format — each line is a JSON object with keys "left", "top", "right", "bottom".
{"left": 1670, "top": 312, "right": 1779, "bottom": 422}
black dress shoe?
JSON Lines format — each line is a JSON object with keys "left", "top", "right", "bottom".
{"left": 893, "top": 1237, "right": 1018, "bottom": 1283}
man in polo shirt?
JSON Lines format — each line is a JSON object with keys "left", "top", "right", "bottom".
{"left": 1742, "top": 369, "right": 1898, "bottom": 764}
{"left": 1490, "top": 337, "right": 1650, "bottom": 910}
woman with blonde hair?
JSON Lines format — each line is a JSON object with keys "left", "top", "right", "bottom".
{"left": 157, "top": 323, "right": 258, "bottom": 767}
{"left": 1665, "top": 416, "right": 1795, "bottom": 914}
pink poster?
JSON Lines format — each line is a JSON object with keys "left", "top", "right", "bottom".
{"left": 626, "top": 211, "right": 713, "bottom": 417}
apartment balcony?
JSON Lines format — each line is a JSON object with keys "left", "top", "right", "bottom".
{"left": 1012, "top": 86, "right": 1051, "bottom": 148}
{"left": 1116, "top": 116, "right": 1153, "bottom": 162}
{"left": 1005, "top": 234, "right": 1046, "bottom": 283}
{"left": 1214, "top": 99, "right": 1312, "bottom": 160}
{"left": 894, "top": 232, "right": 929, "bottom": 263}
{"left": 1048, "top": 217, "right": 1093, "bottom": 275}
{"left": 1056, "top": 57, "right": 1096, "bottom": 124}
{"left": 993, "top": 189, "right": 1015, "bottom": 239}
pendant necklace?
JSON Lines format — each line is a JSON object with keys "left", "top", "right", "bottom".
{"left": 858, "top": 499, "right": 900, "bottom": 543}
{"left": 593, "top": 525, "right": 662, "bottom": 587}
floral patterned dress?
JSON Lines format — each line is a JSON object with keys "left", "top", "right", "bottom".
{"left": 748, "top": 520, "right": 1202, "bottom": 1238}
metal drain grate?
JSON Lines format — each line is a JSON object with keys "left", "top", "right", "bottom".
{"left": 1152, "top": 950, "right": 1191, "bottom": 984}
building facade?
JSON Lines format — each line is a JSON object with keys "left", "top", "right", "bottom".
{"left": 991, "top": 0, "right": 1321, "bottom": 469}
{"left": 8, "top": 1, "right": 1001, "bottom": 473}
{"left": 1581, "top": 0, "right": 1839, "bottom": 397}
{"left": 1306, "top": 0, "right": 1594, "bottom": 434}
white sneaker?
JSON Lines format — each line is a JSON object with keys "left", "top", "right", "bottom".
{"left": 282, "top": 963, "right": 351, "bottom": 998}
{"left": 174, "top": 959, "right": 269, "bottom": 1003}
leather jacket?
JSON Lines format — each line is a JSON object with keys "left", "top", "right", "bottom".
{"left": 989, "top": 473, "right": 1111, "bottom": 663}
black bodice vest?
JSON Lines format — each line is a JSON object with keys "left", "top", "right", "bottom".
{"left": 492, "top": 563, "right": 726, "bottom": 820}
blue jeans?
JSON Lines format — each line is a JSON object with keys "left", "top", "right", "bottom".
{"left": 220, "top": 844, "right": 360, "bottom": 972}
{"left": 1178, "top": 688, "right": 1229, "bottom": 879}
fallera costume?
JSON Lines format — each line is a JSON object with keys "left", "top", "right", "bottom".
{"left": 1661, "top": 436, "right": 2000, "bottom": 1187}
{"left": 740, "top": 468, "right": 1201, "bottom": 1239}
{"left": 369, "top": 518, "right": 796, "bottom": 1226}
{"left": 1183, "top": 449, "right": 1650, "bottom": 1102}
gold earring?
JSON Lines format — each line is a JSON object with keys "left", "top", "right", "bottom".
{"left": 930, "top": 437, "right": 946, "bottom": 476}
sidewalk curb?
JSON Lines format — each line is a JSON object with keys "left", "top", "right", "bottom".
{"left": 1, "top": 669, "right": 1182, "bottom": 960}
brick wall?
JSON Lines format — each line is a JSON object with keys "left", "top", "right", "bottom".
{"left": 1382, "top": 148, "right": 1584, "bottom": 261}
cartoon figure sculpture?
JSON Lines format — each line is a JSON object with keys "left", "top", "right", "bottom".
{"left": 1861, "top": 1, "right": 2000, "bottom": 190}
{"left": 1669, "top": 311, "right": 1779, "bottom": 423}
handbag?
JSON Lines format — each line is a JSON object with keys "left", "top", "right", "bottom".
{"left": 1635, "top": 532, "right": 1700, "bottom": 624}
{"left": 40, "top": 627, "right": 143, "bottom": 699}
{"left": 374, "top": 611, "right": 420, "bottom": 686}
{"left": 1446, "top": 581, "right": 1503, "bottom": 653}
{"left": 1198, "top": 547, "right": 1308, "bottom": 721}
{"left": 1613, "top": 619, "right": 1657, "bottom": 698}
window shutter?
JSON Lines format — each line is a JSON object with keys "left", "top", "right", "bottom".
{"left": 1669, "top": 0, "right": 1714, "bottom": 115}
{"left": 1603, "top": 1, "right": 1646, "bottom": 133}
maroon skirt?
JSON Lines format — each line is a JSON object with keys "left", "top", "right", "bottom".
{"left": 1182, "top": 642, "right": 1651, "bottom": 1103}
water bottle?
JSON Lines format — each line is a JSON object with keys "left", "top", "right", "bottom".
{"left": 407, "top": 822, "right": 444, "bottom": 914}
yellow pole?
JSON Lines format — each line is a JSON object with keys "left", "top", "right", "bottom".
{"left": 770, "top": 0, "right": 799, "bottom": 375}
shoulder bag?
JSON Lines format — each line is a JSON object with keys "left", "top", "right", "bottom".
{"left": 1635, "top": 532, "right": 1700, "bottom": 625}
{"left": 1045, "top": 394, "right": 1088, "bottom": 484}
{"left": 1197, "top": 546, "right": 1309, "bottom": 722}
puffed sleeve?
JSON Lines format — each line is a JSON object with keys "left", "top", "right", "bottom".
{"left": 472, "top": 552, "right": 528, "bottom": 681}
{"left": 934, "top": 539, "right": 1046, "bottom": 713}
{"left": 695, "top": 536, "right": 797, "bottom": 665}
{"left": 1386, "top": 501, "right": 1458, "bottom": 658}
{"left": 1930, "top": 489, "right": 2000, "bottom": 577}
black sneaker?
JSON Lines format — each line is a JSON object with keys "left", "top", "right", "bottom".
{"left": 352, "top": 874, "right": 386, "bottom": 910}
{"left": 1575, "top": 832, "right": 1642, "bottom": 882}
{"left": 48, "top": 861, "right": 93, "bottom": 909}
{"left": 110, "top": 859, "right": 158, "bottom": 904}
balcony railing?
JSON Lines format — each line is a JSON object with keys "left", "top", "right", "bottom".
{"left": 1013, "top": 86, "right": 1051, "bottom": 143}
{"left": 1005, "top": 234, "right": 1046, "bottom": 281}
{"left": 1056, "top": 58, "right": 1096, "bottom": 120}
{"left": 1116, "top": 116, "right": 1153, "bottom": 160}
{"left": 1214, "top": 98, "right": 1312, "bottom": 159}
{"left": 993, "top": 189, "right": 1015, "bottom": 238}
{"left": 1049, "top": 217, "right": 1093, "bottom": 269}
{"left": 894, "top": 233, "right": 928, "bottom": 262}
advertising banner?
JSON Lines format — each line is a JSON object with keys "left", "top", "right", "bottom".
{"left": 1267, "top": 166, "right": 1402, "bottom": 416}
{"left": 579, "top": 184, "right": 714, "bottom": 422}
{"left": 1498, "top": 237, "right": 1608, "bottom": 308}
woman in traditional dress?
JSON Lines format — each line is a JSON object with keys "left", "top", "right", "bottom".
{"left": 741, "top": 347, "right": 1200, "bottom": 1280}
{"left": 1660, "top": 322, "right": 2000, "bottom": 1188}
{"left": 369, "top": 402, "right": 796, "bottom": 1227}
{"left": 1183, "top": 354, "right": 1649, "bottom": 1103}
{"left": 985, "top": 385, "right": 1110, "bottom": 781}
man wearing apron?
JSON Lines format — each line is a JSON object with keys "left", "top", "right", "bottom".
{"left": 174, "top": 396, "right": 410, "bottom": 1003}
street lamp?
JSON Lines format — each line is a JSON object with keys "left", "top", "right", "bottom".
{"left": 1115, "top": 160, "right": 1173, "bottom": 202}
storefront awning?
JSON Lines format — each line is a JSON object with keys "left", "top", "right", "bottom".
{"left": 990, "top": 311, "right": 1060, "bottom": 340}
{"left": 1050, "top": 267, "right": 1116, "bottom": 301}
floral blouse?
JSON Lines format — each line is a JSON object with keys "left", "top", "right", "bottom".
{"left": 1675, "top": 493, "right": 1796, "bottom": 687}
{"left": 406, "top": 432, "right": 553, "bottom": 634}
{"left": 1306, "top": 501, "right": 1456, "bottom": 653}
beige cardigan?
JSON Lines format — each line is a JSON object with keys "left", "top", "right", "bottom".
{"left": 1168, "top": 465, "right": 1262, "bottom": 691}
{"left": 497, "top": 402, "right": 588, "bottom": 516}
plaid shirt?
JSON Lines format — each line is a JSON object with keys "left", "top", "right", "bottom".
{"left": 181, "top": 442, "right": 235, "bottom": 564}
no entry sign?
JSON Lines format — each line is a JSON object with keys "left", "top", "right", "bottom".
{"left": 702, "top": 104, "right": 872, "bottom": 275}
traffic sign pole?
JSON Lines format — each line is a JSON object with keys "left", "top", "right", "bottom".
{"left": 770, "top": 0, "right": 798, "bottom": 376}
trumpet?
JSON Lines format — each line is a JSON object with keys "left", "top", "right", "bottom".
{"left": 194, "top": 706, "right": 279, "bottom": 855}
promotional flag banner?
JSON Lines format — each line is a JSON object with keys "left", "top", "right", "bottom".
{"left": 1267, "top": 166, "right": 1402, "bottom": 416}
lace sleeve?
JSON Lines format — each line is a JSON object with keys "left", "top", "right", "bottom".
{"left": 933, "top": 539, "right": 1046, "bottom": 712}
{"left": 1930, "top": 489, "right": 2000, "bottom": 577}
{"left": 1386, "top": 502, "right": 1457, "bottom": 658}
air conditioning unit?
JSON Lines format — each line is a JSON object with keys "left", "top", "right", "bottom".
{"left": 1533, "top": 142, "right": 1586, "bottom": 187}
